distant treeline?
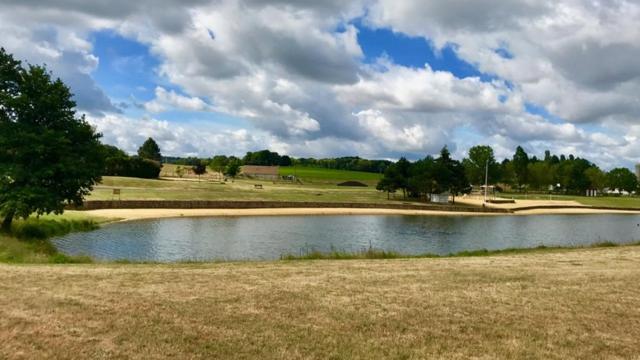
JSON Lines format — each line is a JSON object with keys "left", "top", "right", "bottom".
{"left": 377, "top": 145, "right": 639, "bottom": 200}
{"left": 164, "top": 150, "right": 392, "bottom": 174}
{"left": 102, "top": 144, "right": 161, "bottom": 179}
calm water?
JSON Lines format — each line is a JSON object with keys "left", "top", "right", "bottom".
{"left": 52, "top": 214, "right": 640, "bottom": 262}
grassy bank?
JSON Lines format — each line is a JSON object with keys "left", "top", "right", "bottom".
{"left": 0, "top": 214, "right": 110, "bottom": 263}
{"left": 1, "top": 246, "right": 639, "bottom": 359}
{"left": 280, "top": 241, "right": 635, "bottom": 260}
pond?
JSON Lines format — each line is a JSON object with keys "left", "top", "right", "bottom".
{"left": 52, "top": 214, "right": 640, "bottom": 262}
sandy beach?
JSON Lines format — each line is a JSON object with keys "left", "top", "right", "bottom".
{"left": 75, "top": 203, "right": 640, "bottom": 223}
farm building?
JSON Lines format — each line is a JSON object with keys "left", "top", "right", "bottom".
{"left": 241, "top": 165, "right": 279, "bottom": 180}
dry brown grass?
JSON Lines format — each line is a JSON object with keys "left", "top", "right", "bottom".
{"left": 2, "top": 246, "right": 640, "bottom": 359}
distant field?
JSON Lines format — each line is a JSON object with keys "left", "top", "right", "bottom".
{"left": 502, "top": 193, "right": 640, "bottom": 209}
{"left": 279, "top": 166, "right": 382, "bottom": 185}
{"left": 88, "top": 176, "right": 403, "bottom": 204}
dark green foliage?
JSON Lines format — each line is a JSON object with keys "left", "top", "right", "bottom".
{"left": 463, "top": 145, "right": 499, "bottom": 185}
{"left": 293, "top": 156, "right": 391, "bottom": 173}
{"left": 137, "top": 137, "right": 162, "bottom": 162}
{"left": 512, "top": 146, "right": 529, "bottom": 188}
{"left": 101, "top": 143, "right": 161, "bottom": 179}
{"left": 192, "top": 161, "right": 207, "bottom": 181}
{"left": 377, "top": 147, "right": 469, "bottom": 203}
{"left": 0, "top": 48, "right": 104, "bottom": 230}
{"left": 243, "top": 150, "right": 292, "bottom": 166}
{"left": 608, "top": 168, "right": 638, "bottom": 193}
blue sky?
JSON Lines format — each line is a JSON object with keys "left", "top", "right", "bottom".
{"left": 2, "top": 0, "right": 637, "bottom": 167}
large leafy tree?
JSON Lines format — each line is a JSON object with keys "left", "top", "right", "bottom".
{"left": 0, "top": 48, "right": 104, "bottom": 231}
{"left": 137, "top": 137, "right": 162, "bottom": 162}
{"left": 434, "top": 147, "right": 468, "bottom": 203}
{"left": 512, "top": 146, "right": 529, "bottom": 189}
{"left": 608, "top": 168, "right": 638, "bottom": 193}
{"left": 462, "top": 145, "right": 498, "bottom": 185}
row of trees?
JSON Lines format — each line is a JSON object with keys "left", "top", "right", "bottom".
{"left": 165, "top": 150, "right": 393, "bottom": 174}
{"left": 481, "top": 146, "right": 637, "bottom": 193}
{"left": 377, "top": 147, "right": 467, "bottom": 202}
{"left": 102, "top": 138, "right": 162, "bottom": 179}
{"left": 378, "top": 144, "right": 639, "bottom": 202}
{"left": 293, "top": 157, "right": 391, "bottom": 173}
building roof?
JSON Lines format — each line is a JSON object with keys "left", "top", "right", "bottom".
{"left": 241, "top": 165, "right": 279, "bottom": 176}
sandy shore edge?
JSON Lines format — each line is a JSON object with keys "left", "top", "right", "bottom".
{"left": 74, "top": 206, "right": 640, "bottom": 222}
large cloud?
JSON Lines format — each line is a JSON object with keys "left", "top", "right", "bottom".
{"left": 1, "top": 0, "right": 639, "bottom": 167}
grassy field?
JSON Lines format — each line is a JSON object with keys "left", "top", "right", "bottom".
{"left": 279, "top": 166, "right": 382, "bottom": 185}
{"left": 1, "top": 246, "right": 639, "bottom": 359}
{"left": 88, "top": 176, "right": 402, "bottom": 204}
{"left": 503, "top": 192, "right": 640, "bottom": 208}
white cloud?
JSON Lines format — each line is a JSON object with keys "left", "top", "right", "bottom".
{"left": 1, "top": 0, "right": 640, "bottom": 166}
{"left": 144, "top": 87, "right": 211, "bottom": 113}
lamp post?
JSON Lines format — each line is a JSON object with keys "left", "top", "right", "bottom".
{"left": 484, "top": 160, "right": 489, "bottom": 203}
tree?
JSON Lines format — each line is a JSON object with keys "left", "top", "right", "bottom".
{"left": 192, "top": 162, "right": 207, "bottom": 182}
{"left": 585, "top": 167, "right": 607, "bottom": 191}
{"left": 463, "top": 145, "right": 498, "bottom": 185}
{"left": 0, "top": 48, "right": 104, "bottom": 231}
{"left": 512, "top": 146, "right": 529, "bottom": 190}
{"left": 608, "top": 168, "right": 638, "bottom": 193}
{"left": 434, "top": 147, "right": 469, "bottom": 203}
{"left": 209, "top": 155, "right": 229, "bottom": 175}
{"left": 376, "top": 177, "right": 397, "bottom": 200}
{"left": 175, "top": 166, "right": 185, "bottom": 178}
{"left": 137, "top": 137, "right": 162, "bottom": 162}
{"left": 527, "top": 162, "right": 554, "bottom": 191}
{"left": 224, "top": 160, "right": 241, "bottom": 180}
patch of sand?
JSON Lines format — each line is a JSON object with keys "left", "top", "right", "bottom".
{"left": 80, "top": 208, "right": 497, "bottom": 222}
{"left": 76, "top": 204, "right": 640, "bottom": 223}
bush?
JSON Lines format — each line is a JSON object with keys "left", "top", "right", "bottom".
{"left": 11, "top": 218, "right": 98, "bottom": 240}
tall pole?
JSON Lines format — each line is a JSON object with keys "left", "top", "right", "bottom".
{"left": 484, "top": 160, "right": 489, "bottom": 203}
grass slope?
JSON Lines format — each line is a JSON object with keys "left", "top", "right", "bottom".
{"left": 1, "top": 246, "right": 640, "bottom": 359}
{"left": 88, "top": 175, "right": 400, "bottom": 204}
{"left": 279, "top": 166, "right": 382, "bottom": 184}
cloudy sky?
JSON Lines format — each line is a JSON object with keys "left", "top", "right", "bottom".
{"left": 2, "top": 0, "right": 639, "bottom": 167}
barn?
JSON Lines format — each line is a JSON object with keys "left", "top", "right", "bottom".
{"left": 240, "top": 165, "right": 279, "bottom": 180}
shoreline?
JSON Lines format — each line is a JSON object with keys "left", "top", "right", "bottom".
{"left": 75, "top": 206, "right": 640, "bottom": 223}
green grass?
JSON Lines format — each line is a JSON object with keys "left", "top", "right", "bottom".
{"left": 279, "top": 166, "right": 382, "bottom": 185}
{"left": 0, "top": 214, "right": 111, "bottom": 264}
{"left": 502, "top": 192, "right": 640, "bottom": 208}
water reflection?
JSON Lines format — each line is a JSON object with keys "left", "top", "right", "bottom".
{"left": 52, "top": 214, "right": 640, "bottom": 262}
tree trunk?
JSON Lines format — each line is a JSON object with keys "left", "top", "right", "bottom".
{"left": 1, "top": 211, "right": 15, "bottom": 233}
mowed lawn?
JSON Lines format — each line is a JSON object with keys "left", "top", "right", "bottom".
{"left": 1, "top": 246, "right": 640, "bottom": 359}
{"left": 503, "top": 192, "right": 640, "bottom": 209}
{"left": 279, "top": 166, "right": 382, "bottom": 185}
{"left": 87, "top": 174, "right": 400, "bottom": 204}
